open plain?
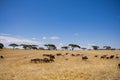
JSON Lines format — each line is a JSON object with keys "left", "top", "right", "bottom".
{"left": 0, "top": 49, "right": 120, "bottom": 80}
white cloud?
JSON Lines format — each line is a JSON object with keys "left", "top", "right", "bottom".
{"left": 42, "top": 36, "right": 60, "bottom": 40}
{"left": 42, "top": 37, "right": 47, "bottom": 40}
{"left": 0, "top": 36, "right": 39, "bottom": 45}
{"left": 50, "top": 36, "right": 60, "bottom": 40}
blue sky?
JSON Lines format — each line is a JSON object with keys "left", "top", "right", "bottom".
{"left": 0, "top": 0, "right": 120, "bottom": 49}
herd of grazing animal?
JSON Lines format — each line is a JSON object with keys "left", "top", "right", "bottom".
{"left": 0, "top": 52, "right": 120, "bottom": 69}
{"left": 100, "top": 54, "right": 119, "bottom": 59}
{"left": 31, "top": 57, "right": 55, "bottom": 63}
{"left": 31, "top": 54, "right": 55, "bottom": 63}
{"left": 30, "top": 53, "right": 120, "bottom": 69}
{"left": 30, "top": 53, "right": 119, "bottom": 62}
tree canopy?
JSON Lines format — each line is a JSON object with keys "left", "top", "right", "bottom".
{"left": 0, "top": 43, "right": 4, "bottom": 49}
{"left": 103, "top": 46, "right": 111, "bottom": 50}
{"left": 68, "top": 44, "right": 80, "bottom": 50}
{"left": 44, "top": 44, "right": 57, "bottom": 50}
{"left": 92, "top": 46, "right": 99, "bottom": 50}
{"left": 61, "top": 46, "right": 69, "bottom": 50}
{"left": 9, "top": 43, "right": 19, "bottom": 49}
{"left": 20, "top": 44, "right": 38, "bottom": 50}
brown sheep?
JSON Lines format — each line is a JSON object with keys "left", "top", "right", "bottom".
{"left": 56, "top": 53, "right": 63, "bottom": 56}
{"left": 71, "top": 54, "right": 76, "bottom": 56}
{"left": 65, "top": 53, "right": 69, "bottom": 55}
{"left": 31, "top": 58, "right": 41, "bottom": 63}
{"left": 116, "top": 56, "right": 119, "bottom": 59}
{"left": 43, "top": 54, "right": 51, "bottom": 57}
{"left": 42, "top": 58, "right": 55, "bottom": 63}
{"left": 82, "top": 56, "right": 88, "bottom": 60}
{"left": 106, "top": 57, "right": 109, "bottom": 59}
{"left": 43, "top": 54, "right": 55, "bottom": 59}
{"left": 42, "top": 58, "right": 50, "bottom": 63}
{"left": 94, "top": 55, "right": 98, "bottom": 57}
{"left": 49, "top": 54, "right": 55, "bottom": 59}
{"left": 101, "top": 55, "right": 107, "bottom": 59}
{"left": 110, "top": 55, "right": 114, "bottom": 59}
{"left": 49, "top": 58, "right": 55, "bottom": 62}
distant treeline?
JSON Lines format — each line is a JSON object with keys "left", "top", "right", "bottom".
{"left": 0, "top": 43, "right": 119, "bottom": 50}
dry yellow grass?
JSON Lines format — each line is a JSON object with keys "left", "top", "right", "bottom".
{"left": 0, "top": 49, "right": 120, "bottom": 80}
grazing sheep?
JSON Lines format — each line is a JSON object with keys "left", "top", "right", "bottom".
{"left": 43, "top": 54, "right": 55, "bottom": 59}
{"left": 106, "top": 57, "right": 109, "bottom": 59}
{"left": 31, "top": 58, "right": 41, "bottom": 63}
{"left": 42, "top": 57, "right": 55, "bottom": 63}
{"left": 43, "top": 54, "right": 51, "bottom": 57}
{"left": 110, "top": 55, "right": 114, "bottom": 59}
{"left": 42, "top": 58, "right": 49, "bottom": 62}
{"left": 49, "top": 58, "right": 55, "bottom": 62}
{"left": 82, "top": 56, "right": 88, "bottom": 60}
{"left": 101, "top": 56, "right": 105, "bottom": 59}
{"left": 71, "top": 54, "right": 76, "bottom": 56}
{"left": 116, "top": 56, "right": 119, "bottom": 59}
{"left": 94, "top": 55, "right": 98, "bottom": 57}
{"left": 0, "top": 56, "right": 3, "bottom": 59}
{"left": 56, "top": 53, "right": 62, "bottom": 56}
{"left": 66, "top": 53, "right": 69, "bottom": 55}
{"left": 101, "top": 55, "right": 107, "bottom": 59}
{"left": 49, "top": 54, "right": 55, "bottom": 59}
{"left": 42, "top": 58, "right": 51, "bottom": 63}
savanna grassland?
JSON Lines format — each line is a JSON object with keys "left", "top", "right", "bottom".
{"left": 0, "top": 49, "right": 120, "bottom": 80}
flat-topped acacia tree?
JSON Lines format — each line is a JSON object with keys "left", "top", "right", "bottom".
{"left": 103, "top": 46, "right": 111, "bottom": 50}
{"left": 44, "top": 44, "right": 57, "bottom": 50}
{"left": 9, "top": 43, "right": 19, "bottom": 49}
{"left": 68, "top": 44, "right": 80, "bottom": 50}
{"left": 92, "top": 46, "right": 99, "bottom": 50}
{"left": 20, "top": 44, "right": 38, "bottom": 50}
{"left": 61, "top": 46, "right": 69, "bottom": 50}
{"left": 31, "top": 45, "right": 38, "bottom": 50}
{"left": 20, "top": 44, "right": 28, "bottom": 50}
